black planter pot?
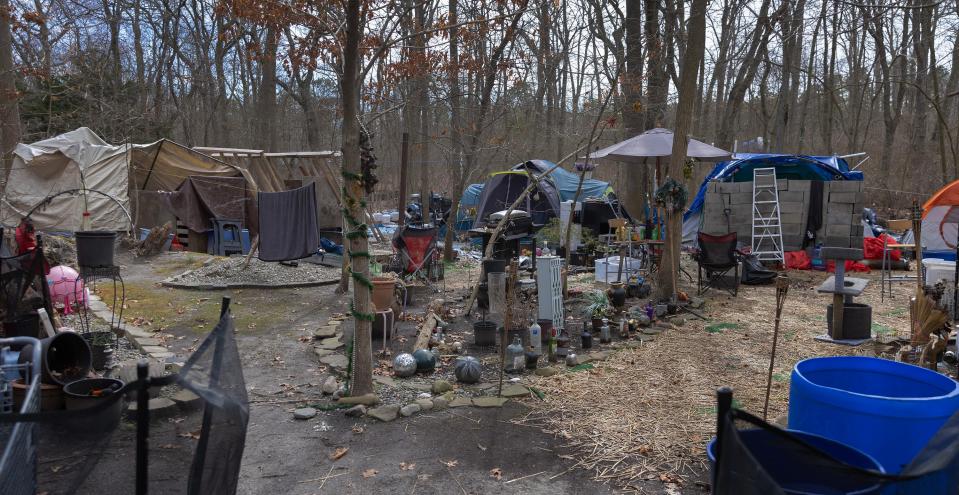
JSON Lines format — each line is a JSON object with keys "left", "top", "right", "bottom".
{"left": 63, "top": 378, "right": 124, "bottom": 433}
{"left": 2, "top": 313, "right": 40, "bottom": 339}
{"left": 473, "top": 321, "right": 497, "bottom": 346}
{"left": 75, "top": 231, "right": 117, "bottom": 268}
{"left": 21, "top": 332, "right": 92, "bottom": 386}
{"left": 609, "top": 283, "right": 627, "bottom": 308}
{"left": 826, "top": 303, "right": 872, "bottom": 340}
{"left": 82, "top": 331, "right": 115, "bottom": 371}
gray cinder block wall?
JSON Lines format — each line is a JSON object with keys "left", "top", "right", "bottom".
{"left": 700, "top": 180, "right": 864, "bottom": 251}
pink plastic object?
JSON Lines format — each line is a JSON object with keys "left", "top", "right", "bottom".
{"left": 47, "top": 265, "right": 87, "bottom": 310}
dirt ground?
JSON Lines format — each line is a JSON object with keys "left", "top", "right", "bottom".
{"left": 34, "top": 250, "right": 928, "bottom": 494}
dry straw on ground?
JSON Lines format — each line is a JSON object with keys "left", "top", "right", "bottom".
{"left": 516, "top": 267, "right": 910, "bottom": 491}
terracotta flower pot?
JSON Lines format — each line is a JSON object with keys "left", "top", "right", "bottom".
{"left": 371, "top": 277, "right": 396, "bottom": 311}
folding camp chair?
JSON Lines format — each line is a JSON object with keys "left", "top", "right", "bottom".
{"left": 391, "top": 224, "right": 439, "bottom": 286}
{"left": 694, "top": 232, "right": 742, "bottom": 296}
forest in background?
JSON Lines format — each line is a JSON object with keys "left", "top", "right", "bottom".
{"left": 0, "top": 0, "right": 957, "bottom": 216}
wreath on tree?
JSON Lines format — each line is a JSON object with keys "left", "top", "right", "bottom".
{"left": 654, "top": 178, "right": 688, "bottom": 213}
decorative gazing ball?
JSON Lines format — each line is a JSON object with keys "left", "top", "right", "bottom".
{"left": 565, "top": 353, "right": 578, "bottom": 367}
{"left": 454, "top": 356, "right": 482, "bottom": 384}
{"left": 412, "top": 349, "right": 436, "bottom": 373}
{"left": 393, "top": 353, "right": 417, "bottom": 378}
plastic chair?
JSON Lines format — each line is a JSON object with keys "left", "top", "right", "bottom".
{"left": 881, "top": 219, "right": 916, "bottom": 301}
{"left": 694, "top": 232, "right": 741, "bottom": 296}
{"left": 209, "top": 219, "right": 244, "bottom": 257}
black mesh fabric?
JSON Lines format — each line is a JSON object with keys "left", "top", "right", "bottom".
{"left": 179, "top": 310, "right": 248, "bottom": 495}
{"left": 698, "top": 232, "right": 738, "bottom": 267}
{"left": 714, "top": 407, "right": 959, "bottom": 495}
{"left": 2, "top": 306, "right": 248, "bottom": 494}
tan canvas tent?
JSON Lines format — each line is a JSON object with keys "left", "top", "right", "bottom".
{"left": 0, "top": 127, "right": 243, "bottom": 232}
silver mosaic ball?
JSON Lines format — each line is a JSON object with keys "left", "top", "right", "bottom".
{"left": 393, "top": 353, "right": 417, "bottom": 377}
{"left": 565, "top": 353, "right": 578, "bottom": 367}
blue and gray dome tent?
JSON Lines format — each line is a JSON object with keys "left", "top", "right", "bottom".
{"left": 461, "top": 159, "right": 615, "bottom": 230}
{"left": 683, "top": 153, "right": 864, "bottom": 244}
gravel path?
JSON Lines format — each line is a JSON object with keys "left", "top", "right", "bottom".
{"left": 168, "top": 256, "right": 340, "bottom": 287}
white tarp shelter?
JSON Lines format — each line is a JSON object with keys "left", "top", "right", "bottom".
{"left": 1, "top": 127, "right": 241, "bottom": 232}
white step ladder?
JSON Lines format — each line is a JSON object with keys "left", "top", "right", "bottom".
{"left": 751, "top": 168, "right": 784, "bottom": 262}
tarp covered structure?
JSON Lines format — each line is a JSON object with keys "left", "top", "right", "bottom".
{"left": 922, "top": 179, "right": 959, "bottom": 260}
{"left": 0, "top": 128, "right": 244, "bottom": 232}
{"left": 683, "top": 153, "right": 864, "bottom": 244}
{"left": 465, "top": 159, "right": 614, "bottom": 229}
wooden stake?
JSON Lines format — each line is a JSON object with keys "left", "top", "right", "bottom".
{"left": 763, "top": 274, "right": 789, "bottom": 420}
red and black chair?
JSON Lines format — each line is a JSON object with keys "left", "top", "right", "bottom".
{"left": 391, "top": 224, "right": 439, "bottom": 283}
{"left": 694, "top": 232, "right": 742, "bottom": 296}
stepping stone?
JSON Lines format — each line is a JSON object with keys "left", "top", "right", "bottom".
{"left": 319, "top": 354, "right": 348, "bottom": 369}
{"left": 588, "top": 351, "right": 611, "bottom": 362}
{"left": 124, "top": 327, "right": 154, "bottom": 339}
{"left": 313, "top": 326, "right": 339, "bottom": 339}
{"left": 400, "top": 403, "right": 421, "bottom": 417}
{"left": 373, "top": 375, "right": 396, "bottom": 387}
{"left": 293, "top": 407, "right": 318, "bottom": 420}
{"left": 432, "top": 397, "right": 449, "bottom": 411}
{"left": 316, "top": 337, "right": 344, "bottom": 350}
{"left": 322, "top": 376, "right": 339, "bottom": 395}
{"left": 345, "top": 405, "right": 367, "bottom": 417}
{"left": 641, "top": 327, "right": 663, "bottom": 336}
{"left": 127, "top": 398, "right": 177, "bottom": 418}
{"left": 534, "top": 368, "right": 560, "bottom": 377}
{"left": 337, "top": 393, "right": 378, "bottom": 406}
{"left": 500, "top": 384, "right": 530, "bottom": 398}
{"left": 135, "top": 337, "right": 162, "bottom": 347}
{"left": 368, "top": 404, "right": 400, "bottom": 422}
{"left": 313, "top": 348, "right": 335, "bottom": 358}
{"left": 431, "top": 380, "right": 453, "bottom": 394}
{"left": 472, "top": 397, "right": 508, "bottom": 408}
{"left": 415, "top": 398, "right": 434, "bottom": 411}
{"left": 404, "top": 382, "right": 433, "bottom": 392}
{"left": 171, "top": 389, "right": 202, "bottom": 409}
{"left": 149, "top": 352, "right": 174, "bottom": 360}
{"left": 141, "top": 345, "right": 168, "bottom": 354}
{"left": 449, "top": 397, "right": 473, "bottom": 408}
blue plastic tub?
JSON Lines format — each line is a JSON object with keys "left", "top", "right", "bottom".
{"left": 707, "top": 429, "right": 885, "bottom": 494}
{"left": 789, "top": 356, "right": 959, "bottom": 473}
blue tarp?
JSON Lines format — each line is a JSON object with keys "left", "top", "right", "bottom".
{"left": 683, "top": 153, "right": 864, "bottom": 243}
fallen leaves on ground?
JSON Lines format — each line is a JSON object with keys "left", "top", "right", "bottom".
{"left": 441, "top": 459, "right": 458, "bottom": 468}
{"left": 399, "top": 462, "right": 416, "bottom": 471}
{"left": 178, "top": 430, "right": 201, "bottom": 440}
{"left": 659, "top": 473, "right": 683, "bottom": 484}
{"left": 489, "top": 468, "right": 502, "bottom": 480}
{"left": 351, "top": 425, "right": 364, "bottom": 434}
{"left": 330, "top": 447, "right": 349, "bottom": 461}
{"left": 361, "top": 468, "right": 378, "bottom": 478}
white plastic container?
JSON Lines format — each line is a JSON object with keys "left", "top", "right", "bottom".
{"left": 922, "top": 258, "right": 956, "bottom": 285}
{"left": 594, "top": 256, "right": 642, "bottom": 284}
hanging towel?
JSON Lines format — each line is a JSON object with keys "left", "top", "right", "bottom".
{"left": 257, "top": 184, "right": 319, "bottom": 261}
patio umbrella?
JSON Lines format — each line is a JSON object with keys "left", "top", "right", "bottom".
{"left": 588, "top": 127, "right": 731, "bottom": 164}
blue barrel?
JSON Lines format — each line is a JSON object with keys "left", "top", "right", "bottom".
{"left": 707, "top": 429, "right": 885, "bottom": 494}
{"left": 789, "top": 356, "right": 959, "bottom": 473}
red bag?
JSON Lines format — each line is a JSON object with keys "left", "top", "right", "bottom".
{"left": 785, "top": 250, "right": 811, "bottom": 270}
{"left": 863, "top": 234, "right": 900, "bottom": 261}
{"left": 826, "top": 260, "right": 870, "bottom": 273}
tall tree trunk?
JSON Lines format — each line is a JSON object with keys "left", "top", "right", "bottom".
{"left": 657, "top": 0, "right": 707, "bottom": 299}
{"left": 255, "top": 28, "right": 278, "bottom": 151}
{"left": 644, "top": 0, "right": 667, "bottom": 130}
{"left": 620, "top": 0, "right": 647, "bottom": 224}
{"left": 340, "top": 0, "right": 373, "bottom": 398}
{"left": 443, "top": 0, "right": 462, "bottom": 261}
{"left": 0, "top": 0, "right": 20, "bottom": 185}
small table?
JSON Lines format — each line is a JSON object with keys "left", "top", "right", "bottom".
{"left": 74, "top": 265, "right": 125, "bottom": 348}
{"left": 815, "top": 247, "right": 869, "bottom": 344}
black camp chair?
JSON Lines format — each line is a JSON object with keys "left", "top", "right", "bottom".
{"left": 693, "top": 232, "right": 741, "bottom": 296}
{"left": 712, "top": 388, "right": 959, "bottom": 495}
